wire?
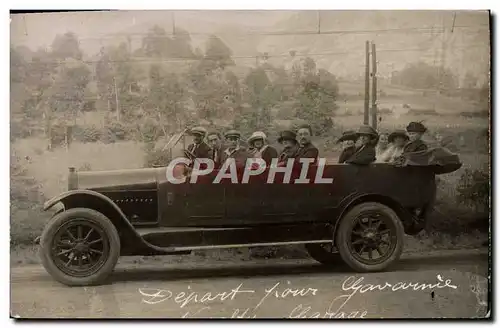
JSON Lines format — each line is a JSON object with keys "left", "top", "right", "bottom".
{"left": 15, "top": 44, "right": 488, "bottom": 66}
{"left": 69, "top": 24, "right": 488, "bottom": 42}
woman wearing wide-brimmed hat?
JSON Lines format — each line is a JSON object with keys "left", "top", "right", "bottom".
{"left": 337, "top": 130, "right": 358, "bottom": 163}
{"left": 247, "top": 131, "right": 278, "bottom": 166}
{"left": 378, "top": 129, "right": 409, "bottom": 163}
{"left": 277, "top": 130, "right": 299, "bottom": 165}
{"left": 403, "top": 121, "right": 428, "bottom": 153}
{"left": 345, "top": 125, "right": 378, "bottom": 165}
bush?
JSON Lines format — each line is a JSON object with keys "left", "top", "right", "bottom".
{"left": 73, "top": 125, "right": 102, "bottom": 143}
{"left": 136, "top": 119, "right": 165, "bottom": 144}
{"left": 456, "top": 168, "right": 490, "bottom": 213}
{"left": 143, "top": 142, "right": 170, "bottom": 168}
{"left": 103, "top": 121, "right": 130, "bottom": 143}
{"left": 10, "top": 150, "right": 48, "bottom": 245}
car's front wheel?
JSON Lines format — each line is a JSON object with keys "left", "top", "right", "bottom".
{"left": 39, "top": 208, "right": 120, "bottom": 286}
{"left": 336, "top": 202, "right": 404, "bottom": 272}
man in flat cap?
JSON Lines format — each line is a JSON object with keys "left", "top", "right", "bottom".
{"left": 403, "top": 121, "right": 428, "bottom": 153}
{"left": 295, "top": 124, "right": 319, "bottom": 164}
{"left": 220, "top": 130, "right": 249, "bottom": 166}
{"left": 187, "top": 126, "right": 211, "bottom": 159}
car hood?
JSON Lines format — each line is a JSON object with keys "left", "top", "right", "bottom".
{"left": 75, "top": 167, "right": 164, "bottom": 191}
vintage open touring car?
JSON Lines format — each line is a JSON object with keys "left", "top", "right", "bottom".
{"left": 38, "top": 129, "right": 462, "bottom": 286}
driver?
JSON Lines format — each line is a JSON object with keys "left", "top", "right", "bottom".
{"left": 221, "top": 130, "right": 249, "bottom": 166}
{"left": 187, "top": 126, "right": 211, "bottom": 159}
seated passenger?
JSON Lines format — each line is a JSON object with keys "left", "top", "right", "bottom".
{"left": 337, "top": 130, "right": 357, "bottom": 163}
{"left": 187, "top": 126, "right": 211, "bottom": 159}
{"left": 295, "top": 124, "right": 319, "bottom": 163}
{"left": 375, "top": 132, "right": 389, "bottom": 159}
{"left": 403, "top": 121, "right": 428, "bottom": 153}
{"left": 345, "top": 125, "right": 378, "bottom": 165}
{"left": 207, "top": 131, "right": 224, "bottom": 168}
{"left": 220, "top": 130, "right": 248, "bottom": 166}
{"left": 378, "top": 130, "right": 409, "bottom": 163}
{"left": 277, "top": 130, "right": 299, "bottom": 165}
{"left": 247, "top": 131, "right": 278, "bottom": 166}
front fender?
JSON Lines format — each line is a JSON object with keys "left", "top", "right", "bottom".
{"left": 42, "top": 189, "right": 182, "bottom": 255}
{"left": 44, "top": 189, "right": 118, "bottom": 212}
{"left": 43, "top": 189, "right": 140, "bottom": 238}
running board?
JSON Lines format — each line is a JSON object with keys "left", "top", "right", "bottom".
{"left": 135, "top": 224, "right": 334, "bottom": 250}
{"left": 156, "top": 239, "right": 333, "bottom": 253}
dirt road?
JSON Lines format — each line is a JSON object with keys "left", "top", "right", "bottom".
{"left": 11, "top": 249, "right": 489, "bottom": 319}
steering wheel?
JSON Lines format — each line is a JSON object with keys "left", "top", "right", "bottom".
{"left": 183, "top": 149, "right": 197, "bottom": 161}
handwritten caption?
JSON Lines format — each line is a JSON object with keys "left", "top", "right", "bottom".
{"left": 138, "top": 275, "right": 457, "bottom": 318}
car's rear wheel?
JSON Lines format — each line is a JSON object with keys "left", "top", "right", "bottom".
{"left": 39, "top": 208, "right": 120, "bottom": 286}
{"left": 305, "top": 243, "right": 344, "bottom": 266}
{"left": 336, "top": 202, "right": 404, "bottom": 272}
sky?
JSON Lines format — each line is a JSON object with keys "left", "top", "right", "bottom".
{"left": 10, "top": 10, "right": 490, "bottom": 83}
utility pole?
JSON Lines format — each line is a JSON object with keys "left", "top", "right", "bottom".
{"left": 364, "top": 41, "right": 370, "bottom": 125}
{"left": 113, "top": 75, "right": 120, "bottom": 122}
{"left": 371, "top": 42, "right": 378, "bottom": 130}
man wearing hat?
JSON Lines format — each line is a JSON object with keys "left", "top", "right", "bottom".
{"left": 277, "top": 130, "right": 299, "bottom": 164}
{"left": 295, "top": 124, "right": 319, "bottom": 163}
{"left": 403, "top": 121, "right": 428, "bottom": 153}
{"left": 337, "top": 130, "right": 358, "bottom": 163}
{"left": 345, "top": 125, "right": 378, "bottom": 165}
{"left": 247, "top": 131, "right": 278, "bottom": 166}
{"left": 187, "top": 126, "right": 211, "bottom": 159}
{"left": 378, "top": 129, "right": 409, "bottom": 163}
{"left": 221, "top": 129, "right": 249, "bottom": 166}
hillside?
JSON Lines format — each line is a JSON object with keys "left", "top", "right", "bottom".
{"left": 256, "top": 11, "right": 490, "bottom": 84}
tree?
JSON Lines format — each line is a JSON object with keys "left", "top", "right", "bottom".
{"left": 204, "top": 35, "right": 234, "bottom": 69}
{"left": 170, "top": 27, "right": 195, "bottom": 58}
{"left": 103, "top": 42, "right": 143, "bottom": 119}
{"left": 95, "top": 47, "right": 114, "bottom": 111}
{"left": 48, "top": 61, "right": 92, "bottom": 119}
{"left": 292, "top": 59, "right": 338, "bottom": 135}
{"left": 10, "top": 47, "right": 28, "bottom": 84}
{"left": 51, "top": 32, "right": 83, "bottom": 60}
{"left": 391, "top": 61, "right": 458, "bottom": 90}
{"left": 147, "top": 65, "right": 187, "bottom": 130}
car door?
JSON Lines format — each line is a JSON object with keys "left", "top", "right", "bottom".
{"left": 159, "top": 166, "right": 225, "bottom": 227}
{"left": 223, "top": 163, "right": 313, "bottom": 224}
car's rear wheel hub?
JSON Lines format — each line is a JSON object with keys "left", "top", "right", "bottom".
{"left": 348, "top": 211, "right": 397, "bottom": 265}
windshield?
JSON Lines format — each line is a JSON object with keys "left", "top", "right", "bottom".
{"left": 162, "top": 129, "right": 188, "bottom": 151}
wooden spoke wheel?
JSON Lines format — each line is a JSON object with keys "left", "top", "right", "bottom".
{"left": 336, "top": 202, "right": 404, "bottom": 272}
{"left": 40, "top": 208, "right": 120, "bottom": 286}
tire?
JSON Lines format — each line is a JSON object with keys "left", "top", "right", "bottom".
{"left": 336, "top": 202, "right": 404, "bottom": 273}
{"left": 39, "top": 208, "right": 120, "bottom": 286}
{"left": 305, "top": 243, "right": 344, "bottom": 266}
